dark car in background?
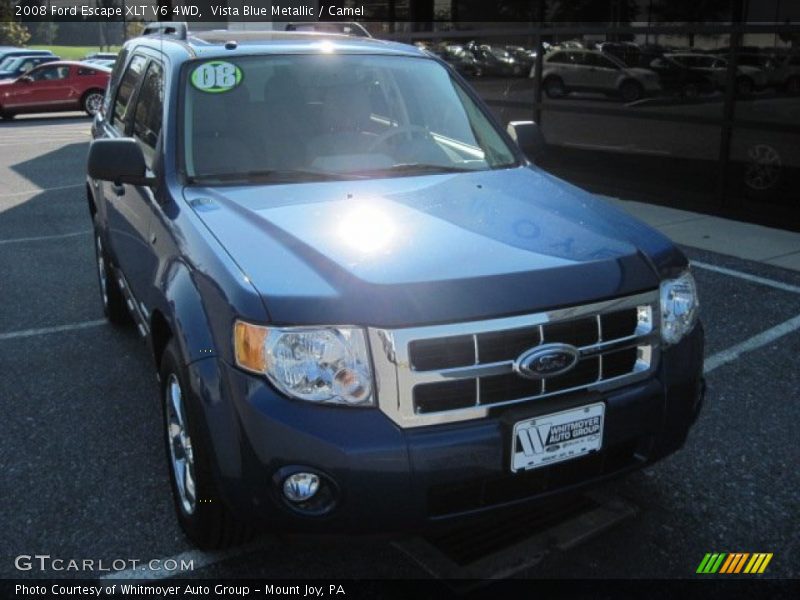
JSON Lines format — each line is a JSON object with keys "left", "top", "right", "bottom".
{"left": 470, "top": 43, "right": 524, "bottom": 76}
{"left": 86, "top": 29, "right": 703, "bottom": 549}
{"left": 433, "top": 44, "right": 483, "bottom": 77}
{"left": 596, "top": 41, "right": 640, "bottom": 67}
{"left": 0, "top": 61, "right": 109, "bottom": 119}
{"left": 505, "top": 45, "right": 536, "bottom": 73}
{"left": 647, "top": 55, "right": 715, "bottom": 97}
{"left": 0, "top": 54, "right": 60, "bottom": 80}
{"left": 0, "top": 48, "right": 54, "bottom": 64}
{"left": 83, "top": 52, "right": 119, "bottom": 61}
{"left": 666, "top": 53, "right": 767, "bottom": 95}
{"left": 764, "top": 53, "right": 800, "bottom": 93}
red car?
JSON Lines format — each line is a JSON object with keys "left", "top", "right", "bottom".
{"left": 0, "top": 60, "right": 110, "bottom": 120}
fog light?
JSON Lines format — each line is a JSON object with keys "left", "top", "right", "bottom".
{"left": 283, "top": 473, "right": 320, "bottom": 503}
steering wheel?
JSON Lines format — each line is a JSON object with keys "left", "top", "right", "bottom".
{"left": 367, "top": 125, "right": 432, "bottom": 152}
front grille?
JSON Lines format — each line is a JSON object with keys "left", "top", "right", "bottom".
{"left": 409, "top": 305, "right": 651, "bottom": 415}
{"left": 368, "top": 291, "right": 659, "bottom": 428}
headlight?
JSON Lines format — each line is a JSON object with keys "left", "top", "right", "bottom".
{"left": 234, "top": 321, "right": 373, "bottom": 406}
{"left": 659, "top": 271, "right": 699, "bottom": 346}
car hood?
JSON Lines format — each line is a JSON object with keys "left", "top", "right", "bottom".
{"left": 184, "top": 167, "right": 682, "bottom": 326}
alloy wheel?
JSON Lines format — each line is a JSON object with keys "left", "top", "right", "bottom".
{"left": 165, "top": 373, "right": 197, "bottom": 515}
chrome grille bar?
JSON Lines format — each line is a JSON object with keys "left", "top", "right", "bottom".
{"left": 368, "top": 290, "right": 660, "bottom": 428}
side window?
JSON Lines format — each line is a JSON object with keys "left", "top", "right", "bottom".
{"left": 112, "top": 54, "right": 147, "bottom": 130}
{"left": 131, "top": 61, "right": 164, "bottom": 161}
{"left": 548, "top": 52, "right": 567, "bottom": 64}
{"left": 29, "top": 66, "right": 70, "bottom": 81}
{"left": 597, "top": 55, "right": 620, "bottom": 70}
{"left": 103, "top": 47, "right": 129, "bottom": 115}
{"left": 575, "top": 53, "right": 592, "bottom": 66}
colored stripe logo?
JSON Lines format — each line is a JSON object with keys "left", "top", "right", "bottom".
{"left": 697, "top": 553, "right": 773, "bottom": 574}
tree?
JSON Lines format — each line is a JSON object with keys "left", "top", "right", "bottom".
{"left": 0, "top": 1, "right": 32, "bottom": 46}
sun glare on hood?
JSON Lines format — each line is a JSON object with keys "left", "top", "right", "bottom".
{"left": 337, "top": 204, "right": 396, "bottom": 253}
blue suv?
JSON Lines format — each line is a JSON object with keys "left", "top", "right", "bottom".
{"left": 86, "top": 27, "right": 704, "bottom": 549}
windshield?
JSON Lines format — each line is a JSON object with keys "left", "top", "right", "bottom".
{"left": 182, "top": 54, "right": 518, "bottom": 183}
{"left": 0, "top": 57, "right": 17, "bottom": 70}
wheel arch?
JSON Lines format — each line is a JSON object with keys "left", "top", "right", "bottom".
{"left": 155, "top": 259, "right": 220, "bottom": 369}
{"left": 151, "top": 309, "right": 173, "bottom": 370}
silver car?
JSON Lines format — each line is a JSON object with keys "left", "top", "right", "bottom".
{"left": 665, "top": 53, "right": 768, "bottom": 95}
{"left": 534, "top": 49, "right": 661, "bottom": 102}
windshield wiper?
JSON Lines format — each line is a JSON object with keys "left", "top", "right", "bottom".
{"left": 351, "top": 163, "right": 480, "bottom": 177}
{"left": 187, "top": 168, "right": 358, "bottom": 184}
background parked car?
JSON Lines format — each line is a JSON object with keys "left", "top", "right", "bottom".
{"left": 535, "top": 49, "right": 661, "bottom": 102}
{"left": 469, "top": 43, "right": 524, "bottom": 77}
{"left": 0, "top": 61, "right": 110, "bottom": 119}
{"left": 83, "top": 52, "right": 118, "bottom": 61}
{"left": 436, "top": 44, "right": 483, "bottom": 77}
{"left": 666, "top": 53, "right": 767, "bottom": 95}
{"left": 505, "top": 45, "right": 536, "bottom": 74}
{"left": 596, "top": 41, "right": 641, "bottom": 67}
{"left": 0, "top": 48, "right": 54, "bottom": 64}
{"left": 647, "top": 55, "right": 715, "bottom": 97}
{"left": 83, "top": 58, "right": 117, "bottom": 69}
{"left": 770, "top": 53, "right": 800, "bottom": 94}
{"left": 0, "top": 55, "right": 60, "bottom": 80}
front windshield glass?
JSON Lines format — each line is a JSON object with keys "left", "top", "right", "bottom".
{"left": 0, "top": 57, "right": 17, "bottom": 70}
{"left": 182, "top": 53, "right": 518, "bottom": 183}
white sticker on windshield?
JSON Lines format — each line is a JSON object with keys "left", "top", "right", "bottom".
{"left": 190, "top": 61, "right": 242, "bottom": 93}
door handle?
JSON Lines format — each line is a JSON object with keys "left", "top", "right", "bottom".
{"left": 112, "top": 183, "right": 125, "bottom": 196}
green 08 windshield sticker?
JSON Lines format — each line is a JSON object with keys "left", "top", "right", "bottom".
{"left": 190, "top": 61, "right": 243, "bottom": 93}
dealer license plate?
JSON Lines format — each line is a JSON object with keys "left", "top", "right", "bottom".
{"left": 511, "top": 403, "right": 605, "bottom": 473}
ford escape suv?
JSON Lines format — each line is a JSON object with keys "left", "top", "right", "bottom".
{"left": 86, "top": 28, "right": 704, "bottom": 549}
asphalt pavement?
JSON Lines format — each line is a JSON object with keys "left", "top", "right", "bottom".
{"left": 0, "top": 113, "right": 798, "bottom": 584}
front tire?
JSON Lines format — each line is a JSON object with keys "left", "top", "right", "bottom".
{"left": 161, "top": 340, "right": 252, "bottom": 549}
{"left": 544, "top": 76, "right": 567, "bottom": 99}
{"left": 736, "top": 76, "right": 754, "bottom": 96}
{"left": 82, "top": 90, "right": 104, "bottom": 117}
{"left": 620, "top": 80, "right": 644, "bottom": 102}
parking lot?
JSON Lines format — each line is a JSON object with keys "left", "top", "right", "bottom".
{"left": 1, "top": 114, "right": 799, "bottom": 584}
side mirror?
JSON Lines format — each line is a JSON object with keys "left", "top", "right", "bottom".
{"left": 507, "top": 121, "right": 546, "bottom": 162}
{"left": 18, "top": 75, "right": 32, "bottom": 83}
{"left": 87, "top": 138, "right": 155, "bottom": 186}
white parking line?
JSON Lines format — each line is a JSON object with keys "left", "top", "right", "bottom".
{"left": 0, "top": 319, "right": 105, "bottom": 341}
{"left": 703, "top": 313, "right": 800, "bottom": 375}
{"left": 0, "top": 183, "right": 83, "bottom": 199}
{"left": 0, "top": 230, "right": 90, "bottom": 245}
{"left": 691, "top": 260, "right": 800, "bottom": 295}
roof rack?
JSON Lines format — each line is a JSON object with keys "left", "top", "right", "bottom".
{"left": 283, "top": 22, "right": 371, "bottom": 38}
{"left": 142, "top": 22, "right": 189, "bottom": 40}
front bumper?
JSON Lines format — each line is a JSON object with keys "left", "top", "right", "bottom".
{"left": 187, "top": 325, "right": 704, "bottom": 533}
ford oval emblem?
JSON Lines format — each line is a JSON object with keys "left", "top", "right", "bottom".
{"left": 514, "top": 343, "right": 580, "bottom": 380}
